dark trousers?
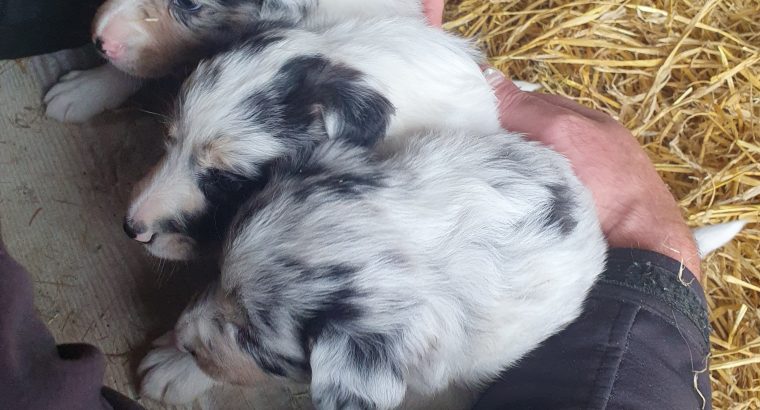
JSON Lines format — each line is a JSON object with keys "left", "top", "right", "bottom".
{"left": 473, "top": 249, "right": 711, "bottom": 410}
{"left": 0, "top": 0, "right": 101, "bottom": 59}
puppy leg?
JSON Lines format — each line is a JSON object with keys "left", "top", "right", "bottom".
{"left": 138, "top": 331, "right": 217, "bottom": 405}
{"left": 310, "top": 329, "right": 406, "bottom": 410}
{"left": 44, "top": 63, "right": 143, "bottom": 123}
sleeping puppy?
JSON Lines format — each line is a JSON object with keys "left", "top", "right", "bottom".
{"left": 137, "top": 130, "right": 608, "bottom": 408}
{"left": 123, "top": 18, "right": 501, "bottom": 261}
{"left": 43, "top": 0, "right": 424, "bottom": 122}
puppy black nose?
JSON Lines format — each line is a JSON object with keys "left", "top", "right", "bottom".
{"left": 94, "top": 37, "right": 105, "bottom": 54}
{"left": 124, "top": 218, "right": 157, "bottom": 243}
{"left": 123, "top": 219, "right": 138, "bottom": 239}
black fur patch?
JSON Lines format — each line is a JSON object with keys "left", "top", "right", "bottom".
{"left": 277, "top": 55, "right": 394, "bottom": 146}
{"left": 544, "top": 184, "right": 577, "bottom": 234}
{"left": 184, "top": 168, "right": 269, "bottom": 244}
{"left": 157, "top": 218, "right": 183, "bottom": 234}
{"left": 311, "top": 328, "right": 402, "bottom": 410}
{"left": 236, "top": 322, "right": 310, "bottom": 378}
{"left": 296, "top": 161, "right": 327, "bottom": 178}
{"left": 292, "top": 169, "right": 386, "bottom": 202}
{"left": 242, "top": 55, "right": 393, "bottom": 148}
{"left": 313, "top": 388, "right": 377, "bottom": 410}
{"left": 302, "top": 287, "right": 363, "bottom": 340}
{"left": 345, "top": 332, "right": 401, "bottom": 379}
{"left": 238, "top": 20, "right": 291, "bottom": 54}
{"left": 236, "top": 325, "right": 287, "bottom": 376}
{"left": 198, "top": 168, "right": 249, "bottom": 202}
{"left": 281, "top": 261, "right": 365, "bottom": 361}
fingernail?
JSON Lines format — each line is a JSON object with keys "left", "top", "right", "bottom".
{"left": 482, "top": 67, "right": 506, "bottom": 88}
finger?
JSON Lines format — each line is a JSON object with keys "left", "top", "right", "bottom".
{"left": 485, "top": 67, "right": 611, "bottom": 125}
{"left": 483, "top": 67, "right": 545, "bottom": 125}
{"left": 489, "top": 75, "right": 573, "bottom": 136}
{"left": 423, "top": 0, "right": 445, "bottom": 27}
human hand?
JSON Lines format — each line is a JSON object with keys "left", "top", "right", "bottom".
{"left": 484, "top": 73, "right": 700, "bottom": 277}
{"left": 423, "top": 0, "right": 445, "bottom": 27}
{"left": 423, "top": 1, "right": 700, "bottom": 278}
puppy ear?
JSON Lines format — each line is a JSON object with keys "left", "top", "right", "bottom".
{"left": 317, "top": 71, "right": 395, "bottom": 147}
{"left": 309, "top": 328, "right": 406, "bottom": 410}
{"left": 276, "top": 56, "right": 395, "bottom": 147}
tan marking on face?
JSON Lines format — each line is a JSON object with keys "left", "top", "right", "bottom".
{"left": 127, "top": 152, "right": 206, "bottom": 251}
{"left": 195, "top": 337, "right": 270, "bottom": 386}
{"left": 195, "top": 137, "right": 239, "bottom": 171}
{"left": 132, "top": 16, "right": 205, "bottom": 77}
{"left": 183, "top": 289, "right": 271, "bottom": 386}
{"left": 93, "top": 0, "right": 203, "bottom": 77}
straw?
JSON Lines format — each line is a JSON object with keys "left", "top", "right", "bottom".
{"left": 444, "top": 0, "right": 759, "bottom": 407}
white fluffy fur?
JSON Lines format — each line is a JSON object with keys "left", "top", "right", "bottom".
{"left": 127, "top": 18, "right": 500, "bottom": 260}
{"left": 142, "top": 130, "right": 606, "bottom": 409}
{"left": 138, "top": 331, "right": 218, "bottom": 404}
{"left": 44, "top": 64, "right": 143, "bottom": 123}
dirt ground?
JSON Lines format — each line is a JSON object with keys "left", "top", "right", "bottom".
{"left": 0, "top": 48, "right": 311, "bottom": 410}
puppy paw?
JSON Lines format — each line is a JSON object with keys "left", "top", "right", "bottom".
{"left": 138, "top": 332, "right": 216, "bottom": 405}
{"left": 44, "top": 64, "right": 143, "bottom": 123}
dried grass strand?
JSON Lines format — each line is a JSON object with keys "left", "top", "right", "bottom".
{"left": 446, "top": 1, "right": 760, "bottom": 407}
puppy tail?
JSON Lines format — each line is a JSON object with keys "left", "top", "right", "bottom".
{"left": 693, "top": 220, "right": 748, "bottom": 258}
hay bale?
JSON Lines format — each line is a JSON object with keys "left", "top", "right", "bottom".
{"left": 444, "top": 0, "right": 760, "bottom": 407}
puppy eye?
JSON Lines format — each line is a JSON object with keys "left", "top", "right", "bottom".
{"left": 172, "top": 0, "right": 202, "bottom": 12}
{"left": 219, "top": 174, "right": 243, "bottom": 192}
{"left": 210, "top": 169, "right": 245, "bottom": 193}
{"left": 198, "top": 168, "right": 252, "bottom": 205}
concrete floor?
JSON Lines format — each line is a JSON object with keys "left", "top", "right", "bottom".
{"left": 0, "top": 49, "right": 310, "bottom": 409}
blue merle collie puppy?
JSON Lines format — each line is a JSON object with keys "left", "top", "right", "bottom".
{"left": 123, "top": 18, "right": 504, "bottom": 261}
{"left": 45, "top": 0, "right": 424, "bottom": 122}
{"left": 137, "top": 129, "right": 607, "bottom": 408}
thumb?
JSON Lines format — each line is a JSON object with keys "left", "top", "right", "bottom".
{"left": 483, "top": 67, "right": 522, "bottom": 97}
{"left": 483, "top": 67, "right": 568, "bottom": 136}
